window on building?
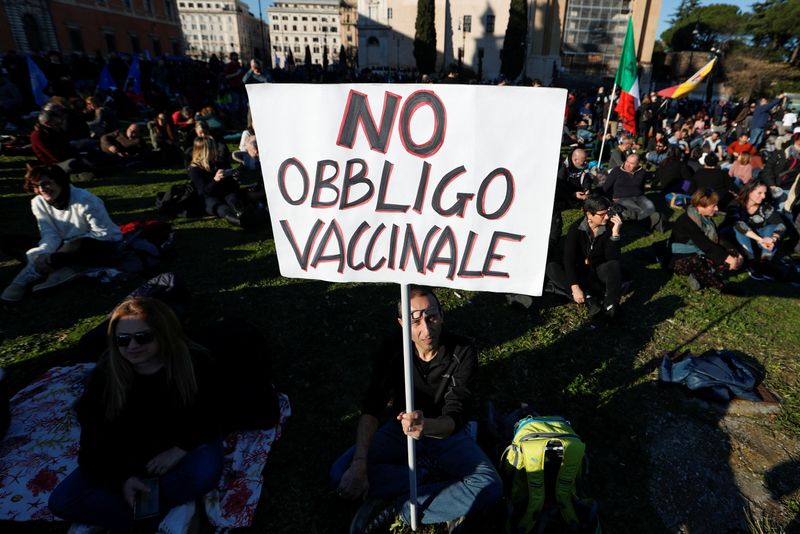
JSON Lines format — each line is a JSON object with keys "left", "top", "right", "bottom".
{"left": 293, "top": 25, "right": 297, "bottom": 30}
{"left": 104, "top": 32, "right": 117, "bottom": 53}
{"left": 273, "top": 24, "right": 279, "bottom": 30}
{"left": 152, "top": 37, "right": 162, "bottom": 56}
{"left": 284, "top": 45, "right": 290, "bottom": 52}
{"left": 294, "top": 46, "right": 300, "bottom": 52}
{"left": 97, "top": 0, "right": 106, "bottom": 6}
{"left": 312, "top": 17, "right": 317, "bottom": 21}
{"left": 347, "top": 35, "right": 352, "bottom": 42}
{"left": 295, "top": 37, "right": 299, "bottom": 42}
{"left": 293, "top": 16, "right": 297, "bottom": 20}
{"left": 144, "top": 0, "right": 153, "bottom": 15}
{"left": 284, "top": 25, "right": 287, "bottom": 30}
{"left": 171, "top": 38, "right": 181, "bottom": 55}
{"left": 124, "top": 0, "right": 132, "bottom": 10}
{"left": 68, "top": 27, "right": 84, "bottom": 52}
{"left": 192, "top": 24, "right": 197, "bottom": 29}
{"left": 188, "top": 2, "right": 194, "bottom": 7}
{"left": 312, "top": 37, "right": 319, "bottom": 42}
{"left": 200, "top": 24, "right": 206, "bottom": 29}
{"left": 321, "top": 17, "right": 326, "bottom": 22}
{"left": 130, "top": 34, "right": 141, "bottom": 53}
{"left": 463, "top": 15, "right": 471, "bottom": 33}
{"left": 486, "top": 14, "right": 495, "bottom": 33}
{"left": 302, "top": 16, "right": 307, "bottom": 21}
{"left": 387, "top": 7, "right": 392, "bottom": 19}
{"left": 165, "top": 0, "right": 174, "bottom": 19}
{"left": 179, "top": 2, "right": 185, "bottom": 6}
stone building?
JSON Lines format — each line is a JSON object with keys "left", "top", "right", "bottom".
{"left": 177, "top": 0, "right": 269, "bottom": 60}
{"left": 356, "top": 0, "right": 661, "bottom": 83}
{"left": 268, "top": 0, "right": 355, "bottom": 68}
{"left": 0, "top": 0, "right": 183, "bottom": 57}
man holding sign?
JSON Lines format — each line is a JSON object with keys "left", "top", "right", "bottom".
{"left": 331, "top": 285, "right": 502, "bottom": 532}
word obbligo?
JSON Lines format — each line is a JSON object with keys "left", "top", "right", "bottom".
{"left": 274, "top": 89, "right": 525, "bottom": 279}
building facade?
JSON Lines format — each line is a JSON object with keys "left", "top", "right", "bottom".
{"left": 1, "top": 0, "right": 183, "bottom": 57}
{"left": 177, "top": 0, "right": 269, "bottom": 61}
{"left": 356, "top": 0, "right": 661, "bottom": 83}
{"left": 268, "top": 0, "right": 347, "bottom": 68}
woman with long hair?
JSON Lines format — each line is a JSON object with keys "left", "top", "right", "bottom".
{"left": 49, "top": 297, "right": 222, "bottom": 532}
{"left": 188, "top": 136, "right": 244, "bottom": 226}
{"left": 728, "top": 151, "right": 754, "bottom": 188}
{"left": 669, "top": 188, "right": 743, "bottom": 292}
{"left": 0, "top": 164, "right": 121, "bottom": 302}
{"left": 722, "top": 180, "right": 797, "bottom": 280}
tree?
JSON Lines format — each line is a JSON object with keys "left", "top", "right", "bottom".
{"left": 501, "top": 0, "right": 528, "bottom": 80}
{"left": 339, "top": 44, "right": 348, "bottom": 67}
{"left": 413, "top": 0, "right": 437, "bottom": 74}
{"left": 669, "top": 0, "right": 700, "bottom": 24}
{"left": 660, "top": 4, "right": 744, "bottom": 51}
{"left": 323, "top": 46, "right": 329, "bottom": 70}
{"left": 304, "top": 45, "right": 312, "bottom": 66}
{"left": 747, "top": 0, "right": 800, "bottom": 62}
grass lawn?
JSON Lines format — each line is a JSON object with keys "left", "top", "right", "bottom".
{"left": 1, "top": 149, "right": 799, "bottom": 533}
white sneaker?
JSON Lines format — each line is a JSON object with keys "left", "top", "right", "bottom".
{"left": 157, "top": 500, "right": 197, "bottom": 534}
{"left": 32, "top": 267, "right": 81, "bottom": 292}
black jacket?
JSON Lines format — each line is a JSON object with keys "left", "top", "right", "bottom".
{"left": 554, "top": 160, "right": 592, "bottom": 209}
{"left": 603, "top": 165, "right": 648, "bottom": 199}
{"left": 562, "top": 218, "right": 621, "bottom": 286}
{"left": 670, "top": 211, "right": 736, "bottom": 265}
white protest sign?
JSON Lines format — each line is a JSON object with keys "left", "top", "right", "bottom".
{"left": 247, "top": 84, "right": 566, "bottom": 296}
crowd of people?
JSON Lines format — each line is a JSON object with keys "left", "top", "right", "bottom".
{"left": 2, "top": 48, "right": 800, "bottom": 533}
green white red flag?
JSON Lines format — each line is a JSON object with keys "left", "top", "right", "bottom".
{"left": 614, "top": 18, "right": 639, "bottom": 134}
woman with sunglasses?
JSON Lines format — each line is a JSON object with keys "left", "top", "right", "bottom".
{"left": 49, "top": 297, "right": 222, "bottom": 533}
{"left": 669, "top": 188, "right": 743, "bottom": 292}
{"left": 0, "top": 164, "right": 121, "bottom": 303}
{"left": 722, "top": 180, "right": 797, "bottom": 281}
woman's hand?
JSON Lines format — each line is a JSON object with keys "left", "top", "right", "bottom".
{"left": 760, "top": 236, "right": 776, "bottom": 251}
{"left": 122, "top": 476, "right": 149, "bottom": 508}
{"left": 213, "top": 169, "right": 225, "bottom": 182}
{"left": 571, "top": 284, "right": 585, "bottom": 304}
{"left": 724, "top": 254, "right": 743, "bottom": 271}
{"left": 146, "top": 446, "right": 187, "bottom": 476}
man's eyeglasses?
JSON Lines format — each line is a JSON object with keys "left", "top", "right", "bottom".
{"left": 410, "top": 307, "right": 442, "bottom": 325}
{"left": 116, "top": 331, "right": 156, "bottom": 347}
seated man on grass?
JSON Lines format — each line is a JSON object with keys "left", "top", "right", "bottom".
{"left": 331, "top": 285, "right": 502, "bottom": 533}
{"left": 545, "top": 194, "right": 624, "bottom": 320}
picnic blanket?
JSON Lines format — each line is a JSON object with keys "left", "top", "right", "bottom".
{"left": 0, "top": 363, "right": 291, "bottom": 527}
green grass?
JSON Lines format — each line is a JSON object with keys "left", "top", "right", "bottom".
{"left": 1, "top": 152, "right": 800, "bottom": 533}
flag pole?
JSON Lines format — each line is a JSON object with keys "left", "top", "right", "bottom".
{"left": 399, "top": 283, "right": 419, "bottom": 531}
{"left": 597, "top": 82, "right": 617, "bottom": 171}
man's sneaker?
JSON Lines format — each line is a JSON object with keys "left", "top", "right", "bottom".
{"left": 158, "top": 500, "right": 197, "bottom": 534}
{"left": 1, "top": 283, "right": 27, "bottom": 302}
{"left": 32, "top": 267, "right": 81, "bottom": 292}
{"left": 447, "top": 515, "right": 467, "bottom": 533}
{"left": 748, "top": 268, "right": 773, "bottom": 281}
{"left": 586, "top": 297, "right": 603, "bottom": 318}
{"left": 349, "top": 498, "right": 396, "bottom": 534}
{"left": 604, "top": 303, "right": 618, "bottom": 320}
{"left": 686, "top": 274, "right": 702, "bottom": 291}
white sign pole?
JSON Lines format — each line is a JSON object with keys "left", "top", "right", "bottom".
{"left": 399, "top": 283, "right": 419, "bottom": 531}
{"left": 597, "top": 82, "right": 618, "bottom": 170}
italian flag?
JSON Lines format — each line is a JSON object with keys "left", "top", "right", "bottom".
{"left": 614, "top": 18, "right": 639, "bottom": 134}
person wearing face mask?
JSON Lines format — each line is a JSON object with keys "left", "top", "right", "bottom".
{"left": 669, "top": 188, "right": 744, "bottom": 292}
{"left": 0, "top": 165, "right": 121, "bottom": 302}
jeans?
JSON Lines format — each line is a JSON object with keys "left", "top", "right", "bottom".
{"left": 48, "top": 440, "right": 224, "bottom": 532}
{"left": 750, "top": 127, "right": 765, "bottom": 148}
{"left": 734, "top": 224, "right": 779, "bottom": 261}
{"left": 330, "top": 422, "right": 502, "bottom": 525}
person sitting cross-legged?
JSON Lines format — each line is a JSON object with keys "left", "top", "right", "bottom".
{"left": 603, "top": 153, "right": 664, "bottom": 233}
{"left": 545, "top": 195, "right": 624, "bottom": 319}
{"left": 331, "top": 285, "right": 502, "bottom": 533}
{"left": 668, "top": 188, "right": 744, "bottom": 293}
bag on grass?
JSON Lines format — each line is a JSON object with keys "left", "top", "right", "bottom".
{"left": 502, "top": 415, "right": 600, "bottom": 534}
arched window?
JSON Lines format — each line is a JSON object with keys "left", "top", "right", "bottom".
{"left": 22, "top": 14, "right": 44, "bottom": 52}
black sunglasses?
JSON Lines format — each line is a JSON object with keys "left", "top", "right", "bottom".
{"left": 115, "top": 331, "right": 156, "bottom": 347}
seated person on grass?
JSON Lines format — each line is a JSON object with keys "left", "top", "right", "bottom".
{"left": 100, "top": 123, "right": 151, "bottom": 166}
{"left": 48, "top": 297, "right": 222, "bottom": 534}
{"left": 721, "top": 180, "right": 798, "bottom": 282}
{"left": 603, "top": 153, "right": 665, "bottom": 233}
{"left": 668, "top": 188, "right": 744, "bottom": 293}
{"left": 331, "top": 285, "right": 502, "bottom": 533}
{"left": 0, "top": 165, "right": 121, "bottom": 303}
{"left": 545, "top": 194, "right": 624, "bottom": 319}
{"left": 188, "top": 137, "right": 245, "bottom": 227}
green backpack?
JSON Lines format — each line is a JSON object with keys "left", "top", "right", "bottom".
{"left": 501, "top": 416, "right": 600, "bottom": 534}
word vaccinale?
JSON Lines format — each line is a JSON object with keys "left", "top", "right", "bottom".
{"left": 275, "top": 89, "right": 525, "bottom": 280}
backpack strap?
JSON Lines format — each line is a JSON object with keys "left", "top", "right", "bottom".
{"left": 554, "top": 436, "right": 586, "bottom": 525}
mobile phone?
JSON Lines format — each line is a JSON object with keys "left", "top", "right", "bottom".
{"left": 133, "top": 477, "right": 159, "bottom": 519}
